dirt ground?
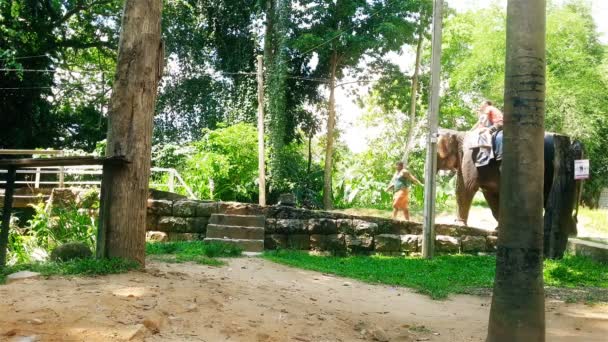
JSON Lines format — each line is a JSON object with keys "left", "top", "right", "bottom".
{"left": 1, "top": 257, "right": 607, "bottom": 342}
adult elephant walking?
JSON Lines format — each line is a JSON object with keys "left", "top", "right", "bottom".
{"left": 436, "top": 129, "right": 555, "bottom": 226}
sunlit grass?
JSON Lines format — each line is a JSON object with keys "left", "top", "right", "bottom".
{"left": 263, "top": 250, "right": 608, "bottom": 300}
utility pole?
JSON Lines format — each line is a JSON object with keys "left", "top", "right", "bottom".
{"left": 422, "top": 0, "right": 444, "bottom": 259}
{"left": 257, "top": 55, "right": 266, "bottom": 206}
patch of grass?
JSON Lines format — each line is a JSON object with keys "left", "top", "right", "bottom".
{"left": 544, "top": 255, "right": 608, "bottom": 288}
{"left": 263, "top": 250, "right": 496, "bottom": 299}
{"left": 0, "top": 258, "right": 140, "bottom": 284}
{"left": 263, "top": 250, "right": 608, "bottom": 300}
{"left": 146, "top": 241, "right": 242, "bottom": 266}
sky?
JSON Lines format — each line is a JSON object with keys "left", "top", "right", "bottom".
{"left": 339, "top": 0, "right": 608, "bottom": 153}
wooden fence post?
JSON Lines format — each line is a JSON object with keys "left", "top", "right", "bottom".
{"left": 0, "top": 167, "right": 16, "bottom": 267}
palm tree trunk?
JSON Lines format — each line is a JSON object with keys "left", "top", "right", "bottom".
{"left": 323, "top": 51, "right": 338, "bottom": 210}
{"left": 403, "top": 29, "right": 424, "bottom": 166}
{"left": 486, "top": 0, "right": 547, "bottom": 341}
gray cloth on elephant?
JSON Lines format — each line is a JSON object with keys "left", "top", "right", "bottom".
{"left": 469, "top": 130, "right": 503, "bottom": 167}
{"left": 470, "top": 130, "right": 493, "bottom": 167}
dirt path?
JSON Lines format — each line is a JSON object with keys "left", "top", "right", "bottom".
{"left": 1, "top": 257, "right": 606, "bottom": 342}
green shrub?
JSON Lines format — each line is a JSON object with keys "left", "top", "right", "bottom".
{"left": 27, "top": 202, "right": 97, "bottom": 251}
{"left": 7, "top": 201, "right": 98, "bottom": 264}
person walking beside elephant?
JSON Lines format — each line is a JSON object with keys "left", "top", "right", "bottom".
{"left": 385, "top": 161, "right": 423, "bottom": 221}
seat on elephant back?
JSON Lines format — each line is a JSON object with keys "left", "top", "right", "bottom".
{"left": 468, "top": 130, "right": 503, "bottom": 168}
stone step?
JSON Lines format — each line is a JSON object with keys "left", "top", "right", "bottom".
{"left": 209, "top": 214, "right": 265, "bottom": 228}
{"left": 204, "top": 238, "right": 264, "bottom": 253}
{"left": 206, "top": 224, "right": 265, "bottom": 240}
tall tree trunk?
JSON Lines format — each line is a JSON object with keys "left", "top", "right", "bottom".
{"left": 104, "top": 0, "right": 164, "bottom": 266}
{"left": 486, "top": 0, "right": 546, "bottom": 341}
{"left": 264, "top": 0, "right": 289, "bottom": 195}
{"left": 403, "top": 29, "right": 424, "bottom": 166}
{"left": 323, "top": 51, "right": 338, "bottom": 210}
{"left": 263, "top": 0, "right": 274, "bottom": 63}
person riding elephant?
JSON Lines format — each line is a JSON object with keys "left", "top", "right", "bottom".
{"left": 472, "top": 100, "right": 503, "bottom": 133}
{"left": 471, "top": 101, "right": 504, "bottom": 167}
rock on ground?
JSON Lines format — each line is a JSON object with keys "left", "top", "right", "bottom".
{"left": 6, "top": 271, "right": 41, "bottom": 284}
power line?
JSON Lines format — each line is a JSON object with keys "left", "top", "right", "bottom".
{"left": 0, "top": 54, "right": 51, "bottom": 61}
{"left": 0, "top": 68, "right": 107, "bottom": 74}
{"left": 0, "top": 87, "right": 54, "bottom": 90}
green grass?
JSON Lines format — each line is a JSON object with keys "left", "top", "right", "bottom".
{"left": 146, "top": 241, "right": 242, "bottom": 266}
{"left": 0, "top": 258, "right": 140, "bottom": 284}
{"left": 0, "top": 241, "right": 241, "bottom": 284}
{"left": 263, "top": 250, "right": 608, "bottom": 299}
{"left": 544, "top": 256, "right": 608, "bottom": 288}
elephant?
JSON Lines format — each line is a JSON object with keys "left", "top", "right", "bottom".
{"left": 436, "top": 129, "right": 555, "bottom": 226}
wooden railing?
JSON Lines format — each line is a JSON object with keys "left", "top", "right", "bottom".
{"left": 0, "top": 166, "right": 196, "bottom": 199}
{"left": 0, "top": 149, "right": 196, "bottom": 199}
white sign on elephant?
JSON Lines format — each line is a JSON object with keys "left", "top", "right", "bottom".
{"left": 574, "top": 160, "right": 590, "bottom": 180}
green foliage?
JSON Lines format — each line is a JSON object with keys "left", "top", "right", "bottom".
{"left": 267, "top": 141, "right": 325, "bottom": 207}
{"left": 7, "top": 201, "right": 98, "bottom": 264}
{"left": 6, "top": 217, "right": 41, "bottom": 265}
{"left": 156, "top": 0, "right": 320, "bottom": 147}
{"left": 26, "top": 202, "right": 97, "bottom": 251}
{"left": 182, "top": 123, "right": 259, "bottom": 201}
{"left": 146, "top": 241, "right": 242, "bottom": 266}
{"left": 156, "top": 123, "right": 324, "bottom": 205}
{"left": 0, "top": 258, "right": 140, "bottom": 284}
{"left": 0, "top": 0, "right": 120, "bottom": 150}
{"left": 264, "top": 251, "right": 608, "bottom": 300}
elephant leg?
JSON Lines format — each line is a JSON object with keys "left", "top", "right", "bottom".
{"left": 482, "top": 190, "right": 500, "bottom": 223}
{"left": 456, "top": 171, "right": 478, "bottom": 226}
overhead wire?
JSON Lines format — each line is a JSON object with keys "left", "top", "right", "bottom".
{"left": 0, "top": 54, "right": 51, "bottom": 61}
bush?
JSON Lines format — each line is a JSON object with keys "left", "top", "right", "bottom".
{"left": 184, "top": 123, "right": 259, "bottom": 202}
{"left": 152, "top": 123, "right": 325, "bottom": 206}
{"left": 7, "top": 201, "right": 98, "bottom": 265}
{"left": 27, "top": 202, "right": 97, "bottom": 251}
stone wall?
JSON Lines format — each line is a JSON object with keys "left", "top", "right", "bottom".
{"left": 146, "top": 200, "right": 498, "bottom": 255}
